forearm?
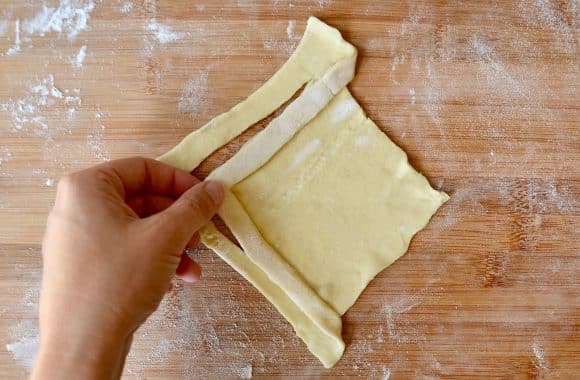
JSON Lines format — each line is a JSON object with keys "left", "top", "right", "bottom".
{"left": 31, "top": 326, "right": 132, "bottom": 380}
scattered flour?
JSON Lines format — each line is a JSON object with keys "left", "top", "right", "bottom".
{"left": 468, "top": 36, "right": 527, "bottom": 98}
{"left": 177, "top": 72, "right": 210, "bottom": 114}
{"left": 3, "top": 266, "right": 41, "bottom": 372}
{"left": 532, "top": 339, "right": 549, "bottom": 370}
{"left": 286, "top": 20, "right": 297, "bottom": 41}
{"left": 382, "top": 366, "right": 392, "bottom": 380}
{"left": 86, "top": 124, "right": 109, "bottom": 161}
{"left": 23, "top": 0, "right": 96, "bottom": 41}
{"left": 409, "top": 88, "right": 416, "bottom": 105}
{"left": 120, "top": 1, "right": 134, "bottom": 14}
{"left": 0, "top": 74, "right": 76, "bottom": 134}
{"left": 517, "top": 0, "right": 576, "bottom": 53}
{"left": 290, "top": 139, "right": 321, "bottom": 170}
{"left": 0, "top": 147, "right": 13, "bottom": 166}
{"left": 147, "top": 20, "right": 182, "bottom": 44}
{"left": 331, "top": 98, "right": 359, "bottom": 124}
{"left": 44, "top": 177, "right": 56, "bottom": 187}
{"left": 6, "top": 19, "right": 21, "bottom": 56}
{"left": 238, "top": 363, "right": 253, "bottom": 379}
{"left": 5, "top": 335, "right": 40, "bottom": 370}
{"left": 73, "top": 44, "right": 86, "bottom": 68}
{"left": 0, "top": 18, "right": 9, "bottom": 36}
{"left": 262, "top": 20, "right": 301, "bottom": 55}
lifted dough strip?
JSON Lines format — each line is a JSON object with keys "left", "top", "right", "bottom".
{"left": 158, "top": 17, "right": 356, "bottom": 173}
{"left": 207, "top": 58, "right": 356, "bottom": 187}
{"left": 201, "top": 222, "right": 345, "bottom": 368}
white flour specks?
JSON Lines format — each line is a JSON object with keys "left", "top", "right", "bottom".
{"left": 6, "top": 19, "right": 21, "bottom": 56}
{"left": 532, "top": 339, "right": 549, "bottom": 371}
{"left": 23, "top": 0, "right": 95, "bottom": 41}
{"left": 120, "top": 1, "right": 134, "bottom": 14}
{"left": 518, "top": 0, "right": 576, "bottom": 53}
{"left": 286, "top": 20, "right": 297, "bottom": 41}
{"left": 5, "top": 335, "right": 40, "bottom": 370}
{"left": 4, "top": 266, "right": 41, "bottom": 373}
{"left": 0, "top": 148, "right": 13, "bottom": 166}
{"left": 0, "top": 74, "right": 73, "bottom": 135}
{"left": 331, "top": 98, "right": 359, "bottom": 124}
{"left": 0, "top": 18, "right": 9, "bottom": 36}
{"left": 290, "top": 139, "right": 321, "bottom": 170}
{"left": 73, "top": 44, "right": 86, "bottom": 68}
{"left": 409, "top": 88, "right": 416, "bottom": 105}
{"left": 44, "top": 177, "right": 56, "bottom": 187}
{"left": 238, "top": 364, "right": 253, "bottom": 379}
{"left": 147, "top": 20, "right": 182, "bottom": 44}
{"left": 86, "top": 124, "right": 109, "bottom": 161}
{"left": 468, "top": 36, "right": 526, "bottom": 98}
{"left": 262, "top": 20, "right": 301, "bottom": 55}
{"left": 178, "top": 72, "right": 210, "bottom": 115}
{"left": 383, "top": 298, "right": 424, "bottom": 344}
{"left": 382, "top": 366, "right": 392, "bottom": 380}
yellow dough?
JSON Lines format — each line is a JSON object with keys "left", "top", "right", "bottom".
{"left": 158, "top": 17, "right": 448, "bottom": 368}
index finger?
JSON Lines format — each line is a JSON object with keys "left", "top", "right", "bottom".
{"left": 98, "top": 157, "right": 200, "bottom": 199}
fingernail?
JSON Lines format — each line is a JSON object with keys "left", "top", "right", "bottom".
{"left": 204, "top": 181, "right": 224, "bottom": 204}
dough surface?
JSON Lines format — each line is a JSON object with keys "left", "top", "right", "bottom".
{"left": 159, "top": 17, "right": 448, "bottom": 368}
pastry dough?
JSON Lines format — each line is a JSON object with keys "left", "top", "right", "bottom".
{"left": 158, "top": 17, "right": 448, "bottom": 368}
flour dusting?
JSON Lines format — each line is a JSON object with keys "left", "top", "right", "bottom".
{"left": 331, "top": 98, "right": 359, "bottom": 124}
{"left": 6, "top": 19, "right": 21, "bottom": 56}
{"left": 73, "top": 44, "right": 86, "bottom": 68}
{"left": 147, "top": 20, "right": 182, "bottom": 44}
{"left": 178, "top": 72, "right": 210, "bottom": 115}
{"left": 120, "top": 1, "right": 133, "bottom": 14}
{"left": 23, "top": 0, "right": 95, "bottom": 41}
{"left": 532, "top": 339, "right": 549, "bottom": 370}
{"left": 0, "top": 147, "right": 13, "bottom": 166}
{"left": 290, "top": 139, "right": 321, "bottom": 170}
{"left": 0, "top": 18, "right": 9, "bottom": 36}
{"left": 382, "top": 366, "right": 392, "bottom": 380}
{"left": 86, "top": 124, "right": 109, "bottom": 161}
{"left": 286, "top": 20, "right": 297, "bottom": 41}
{"left": 517, "top": 0, "right": 576, "bottom": 53}
{"left": 6, "top": 335, "right": 40, "bottom": 370}
{"left": 409, "top": 88, "right": 416, "bottom": 105}
{"left": 0, "top": 74, "right": 75, "bottom": 135}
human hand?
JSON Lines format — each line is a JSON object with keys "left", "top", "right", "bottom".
{"left": 32, "top": 157, "right": 224, "bottom": 380}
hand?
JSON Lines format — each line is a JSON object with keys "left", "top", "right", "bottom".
{"left": 31, "top": 157, "right": 224, "bottom": 380}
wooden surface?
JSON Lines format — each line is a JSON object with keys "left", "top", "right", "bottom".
{"left": 0, "top": 0, "right": 578, "bottom": 378}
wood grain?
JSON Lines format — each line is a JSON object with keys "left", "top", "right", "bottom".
{"left": 0, "top": 0, "right": 578, "bottom": 378}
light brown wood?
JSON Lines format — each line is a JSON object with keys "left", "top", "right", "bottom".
{"left": 0, "top": 0, "right": 578, "bottom": 378}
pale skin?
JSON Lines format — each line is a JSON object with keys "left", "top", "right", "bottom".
{"left": 31, "top": 157, "right": 225, "bottom": 380}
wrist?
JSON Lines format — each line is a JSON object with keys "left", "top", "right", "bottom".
{"left": 32, "top": 313, "right": 133, "bottom": 380}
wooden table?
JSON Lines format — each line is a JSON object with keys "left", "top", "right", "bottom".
{"left": 1, "top": 0, "right": 578, "bottom": 378}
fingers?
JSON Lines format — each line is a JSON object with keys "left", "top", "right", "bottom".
{"left": 175, "top": 254, "right": 202, "bottom": 283}
{"left": 97, "top": 157, "right": 200, "bottom": 199}
{"left": 148, "top": 181, "right": 224, "bottom": 252}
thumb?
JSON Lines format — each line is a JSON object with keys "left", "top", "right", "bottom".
{"left": 152, "top": 181, "right": 224, "bottom": 250}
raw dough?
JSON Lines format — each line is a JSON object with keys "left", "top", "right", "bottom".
{"left": 159, "top": 17, "right": 448, "bottom": 368}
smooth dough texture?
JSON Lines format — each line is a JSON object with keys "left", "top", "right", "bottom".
{"left": 158, "top": 17, "right": 448, "bottom": 368}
